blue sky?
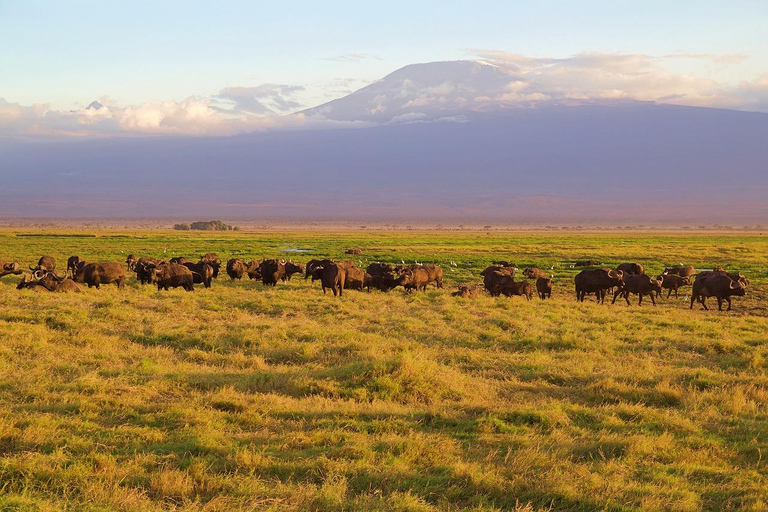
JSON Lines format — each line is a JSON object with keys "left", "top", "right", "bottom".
{"left": 2, "top": 0, "right": 767, "bottom": 109}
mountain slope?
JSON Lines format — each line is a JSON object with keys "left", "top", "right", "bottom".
{"left": 2, "top": 101, "right": 766, "bottom": 222}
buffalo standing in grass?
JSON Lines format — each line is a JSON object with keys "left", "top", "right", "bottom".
{"left": 396, "top": 264, "right": 443, "bottom": 289}
{"left": 536, "top": 276, "right": 553, "bottom": 300}
{"left": 616, "top": 263, "right": 645, "bottom": 275}
{"left": 169, "top": 257, "right": 191, "bottom": 265}
{"left": 0, "top": 259, "right": 22, "bottom": 278}
{"left": 343, "top": 264, "right": 366, "bottom": 291}
{"left": 134, "top": 257, "right": 161, "bottom": 285}
{"left": 690, "top": 273, "right": 746, "bottom": 311}
{"left": 575, "top": 268, "right": 624, "bottom": 303}
{"left": 226, "top": 258, "right": 248, "bottom": 280}
{"left": 260, "top": 259, "right": 285, "bottom": 286}
{"left": 523, "top": 267, "right": 547, "bottom": 279}
{"left": 612, "top": 274, "right": 663, "bottom": 306}
{"left": 150, "top": 262, "right": 197, "bottom": 292}
{"left": 72, "top": 261, "right": 127, "bottom": 289}
{"left": 66, "top": 256, "right": 81, "bottom": 277}
{"left": 395, "top": 266, "right": 435, "bottom": 292}
{"left": 492, "top": 274, "right": 533, "bottom": 299}
{"left": 126, "top": 254, "right": 137, "bottom": 271}
{"left": 321, "top": 262, "right": 346, "bottom": 296}
{"left": 200, "top": 253, "right": 221, "bottom": 278}
{"left": 366, "top": 263, "right": 395, "bottom": 276}
{"left": 183, "top": 261, "right": 214, "bottom": 288}
{"left": 364, "top": 272, "right": 397, "bottom": 292}
{"left": 282, "top": 261, "right": 303, "bottom": 281}
{"left": 657, "top": 274, "right": 691, "bottom": 298}
{"left": 482, "top": 266, "right": 514, "bottom": 293}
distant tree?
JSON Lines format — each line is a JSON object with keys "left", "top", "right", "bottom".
{"left": 189, "top": 220, "right": 233, "bottom": 231}
{"left": 173, "top": 223, "right": 190, "bottom": 231}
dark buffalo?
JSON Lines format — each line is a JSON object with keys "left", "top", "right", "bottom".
{"left": 575, "top": 268, "right": 624, "bottom": 303}
{"left": 343, "top": 264, "right": 365, "bottom": 291}
{"left": 134, "top": 257, "right": 161, "bottom": 285}
{"left": 259, "top": 259, "right": 287, "bottom": 286}
{"left": 452, "top": 284, "right": 482, "bottom": 298}
{"left": 483, "top": 266, "right": 514, "bottom": 293}
{"left": 30, "top": 255, "right": 56, "bottom": 273}
{"left": 169, "top": 257, "right": 191, "bottom": 265}
{"left": 616, "top": 263, "right": 645, "bottom": 275}
{"left": 126, "top": 254, "right": 137, "bottom": 271}
{"left": 66, "top": 256, "right": 81, "bottom": 277}
{"left": 245, "top": 261, "right": 262, "bottom": 280}
{"left": 612, "top": 274, "right": 662, "bottom": 306}
{"left": 492, "top": 275, "right": 533, "bottom": 299}
{"left": 663, "top": 265, "right": 696, "bottom": 277}
{"left": 690, "top": 273, "right": 746, "bottom": 311}
{"left": 0, "top": 259, "right": 22, "bottom": 278}
{"left": 696, "top": 269, "right": 749, "bottom": 287}
{"left": 364, "top": 272, "right": 397, "bottom": 292}
{"left": 492, "top": 260, "right": 516, "bottom": 268}
{"left": 345, "top": 248, "right": 363, "bottom": 255}
{"left": 183, "top": 262, "right": 214, "bottom": 288}
{"left": 200, "top": 253, "right": 221, "bottom": 278}
{"left": 73, "top": 261, "right": 127, "bottom": 289}
{"left": 657, "top": 274, "right": 691, "bottom": 298}
{"left": 150, "top": 262, "right": 196, "bottom": 292}
{"left": 523, "top": 267, "right": 547, "bottom": 279}
{"left": 321, "top": 262, "right": 346, "bottom": 296}
{"left": 536, "top": 277, "right": 553, "bottom": 300}
{"left": 366, "top": 263, "right": 395, "bottom": 276}
{"left": 282, "top": 261, "right": 304, "bottom": 281}
{"left": 226, "top": 258, "right": 249, "bottom": 280}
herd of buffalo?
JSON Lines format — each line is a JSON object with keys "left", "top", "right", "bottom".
{"left": 0, "top": 253, "right": 752, "bottom": 311}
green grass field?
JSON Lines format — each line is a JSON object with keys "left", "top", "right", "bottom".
{"left": 0, "top": 230, "right": 766, "bottom": 511}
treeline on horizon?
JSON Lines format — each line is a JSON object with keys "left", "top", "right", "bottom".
{"left": 173, "top": 220, "right": 240, "bottom": 231}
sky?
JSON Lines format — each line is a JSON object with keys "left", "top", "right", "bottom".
{"left": 1, "top": 0, "right": 767, "bottom": 136}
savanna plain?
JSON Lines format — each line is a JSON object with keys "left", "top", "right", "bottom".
{"left": 0, "top": 229, "right": 766, "bottom": 511}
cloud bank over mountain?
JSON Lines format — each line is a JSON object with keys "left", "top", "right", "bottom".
{"left": 2, "top": 52, "right": 767, "bottom": 137}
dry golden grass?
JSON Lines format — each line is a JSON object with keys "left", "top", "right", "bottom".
{"left": 0, "top": 230, "right": 766, "bottom": 510}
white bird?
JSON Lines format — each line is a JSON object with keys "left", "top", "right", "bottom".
{"left": 549, "top": 266, "right": 554, "bottom": 270}
{"left": 163, "top": 248, "right": 167, "bottom": 254}
{"left": 401, "top": 259, "right": 405, "bottom": 264}
{"left": 450, "top": 260, "right": 458, "bottom": 267}
{"left": 450, "top": 268, "right": 455, "bottom": 272}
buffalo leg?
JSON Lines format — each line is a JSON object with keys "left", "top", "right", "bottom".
{"left": 667, "top": 288, "right": 672, "bottom": 299}
{"left": 725, "top": 297, "right": 732, "bottom": 311}
{"left": 649, "top": 293, "right": 656, "bottom": 306}
{"left": 717, "top": 297, "right": 723, "bottom": 311}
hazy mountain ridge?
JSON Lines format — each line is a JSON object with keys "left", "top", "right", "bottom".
{"left": 1, "top": 61, "right": 767, "bottom": 221}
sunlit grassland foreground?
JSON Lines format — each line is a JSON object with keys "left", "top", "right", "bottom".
{"left": 0, "top": 230, "right": 766, "bottom": 511}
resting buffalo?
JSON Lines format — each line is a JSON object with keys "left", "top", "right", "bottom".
{"left": 17, "top": 274, "right": 47, "bottom": 292}
{"left": 536, "top": 277, "right": 553, "bottom": 300}
{"left": 72, "top": 261, "right": 127, "bottom": 289}
{"left": 200, "top": 253, "right": 221, "bottom": 278}
{"left": 663, "top": 265, "right": 696, "bottom": 277}
{"left": 0, "top": 259, "right": 22, "bottom": 278}
{"left": 574, "top": 260, "right": 601, "bottom": 267}
{"left": 452, "top": 284, "right": 481, "bottom": 298}
{"left": 345, "top": 248, "right": 363, "bottom": 255}
{"left": 183, "top": 262, "right": 214, "bottom": 288}
{"left": 616, "top": 263, "right": 644, "bottom": 275}
{"left": 38, "top": 271, "right": 84, "bottom": 293}
{"left": 30, "top": 255, "right": 56, "bottom": 273}
{"left": 690, "top": 273, "right": 746, "bottom": 311}
{"left": 657, "top": 274, "right": 691, "bottom": 298}
{"left": 612, "top": 274, "right": 662, "bottom": 306}
{"left": 523, "top": 267, "right": 547, "bottom": 279}
{"left": 126, "top": 254, "right": 137, "bottom": 271}
{"left": 575, "top": 268, "right": 624, "bottom": 303}
{"left": 66, "top": 256, "right": 81, "bottom": 277}
{"left": 321, "top": 262, "right": 346, "bottom": 296}
{"left": 492, "top": 275, "right": 533, "bottom": 299}
{"left": 492, "top": 260, "right": 516, "bottom": 268}
{"left": 483, "top": 266, "right": 514, "bottom": 293}
{"left": 169, "top": 257, "right": 191, "bottom": 265}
